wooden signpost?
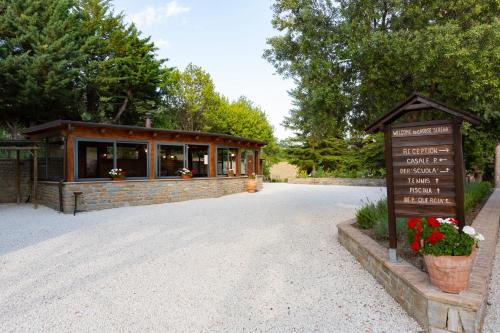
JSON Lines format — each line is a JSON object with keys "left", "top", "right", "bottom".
{"left": 365, "top": 95, "right": 480, "bottom": 262}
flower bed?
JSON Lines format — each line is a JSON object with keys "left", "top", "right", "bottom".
{"left": 338, "top": 190, "right": 500, "bottom": 332}
{"left": 354, "top": 181, "right": 492, "bottom": 270}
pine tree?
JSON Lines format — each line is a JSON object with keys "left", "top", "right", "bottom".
{"left": 0, "top": 0, "right": 85, "bottom": 136}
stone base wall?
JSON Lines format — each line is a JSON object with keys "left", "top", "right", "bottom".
{"left": 0, "top": 159, "right": 32, "bottom": 203}
{"left": 38, "top": 176, "right": 263, "bottom": 213}
{"left": 288, "top": 177, "right": 385, "bottom": 186}
{"left": 337, "top": 189, "right": 500, "bottom": 333}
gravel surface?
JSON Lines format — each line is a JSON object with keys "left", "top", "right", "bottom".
{"left": 484, "top": 237, "right": 500, "bottom": 332}
{"left": 0, "top": 183, "right": 422, "bottom": 332}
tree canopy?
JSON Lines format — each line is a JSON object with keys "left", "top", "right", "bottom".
{"left": 0, "top": 0, "right": 166, "bottom": 134}
{"left": 265, "top": 0, "right": 500, "bottom": 177}
{"left": 0, "top": 0, "right": 276, "bottom": 152}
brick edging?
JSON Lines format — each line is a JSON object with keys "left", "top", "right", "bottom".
{"left": 337, "top": 189, "right": 500, "bottom": 332}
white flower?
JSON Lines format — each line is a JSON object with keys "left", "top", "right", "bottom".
{"left": 438, "top": 218, "right": 452, "bottom": 224}
{"left": 475, "top": 233, "right": 485, "bottom": 241}
{"left": 462, "top": 226, "right": 476, "bottom": 236}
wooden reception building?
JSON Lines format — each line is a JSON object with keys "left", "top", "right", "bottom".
{"left": 22, "top": 120, "right": 265, "bottom": 213}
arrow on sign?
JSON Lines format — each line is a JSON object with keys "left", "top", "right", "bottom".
{"left": 438, "top": 148, "right": 449, "bottom": 153}
{"left": 439, "top": 158, "right": 447, "bottom": 162}
{"left": 440, "top": 168, "right": 450, "bottom": 173}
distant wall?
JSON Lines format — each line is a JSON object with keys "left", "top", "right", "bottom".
{"left": 269, "top": 162, "right": 298, "bottom": 181}
{"left": 0, "top": 159, "right": 32, "bottom": 203}
{"left": 288, "top": 177, "right": 385, "bottom": 187}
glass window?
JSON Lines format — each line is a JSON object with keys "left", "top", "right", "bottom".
{"left": 47, "top": 141, "right": 65, "bottom": 180}
{"left": 158, "top": 145, "right": 184, "bottom": 177}
{"left": 77, "top": 141, "right": 114, "bottom": 179}
{"left": 116, "top": 142, "right": 148, "bottom": 177}
{"left": 217, "top": 147, "right": 238, "bottom": 176}
{"left": 240, "top": 149, "right": 255, "bottom": 176}
{"left": 187, "top": 145, "right": 209, "bottom": 177}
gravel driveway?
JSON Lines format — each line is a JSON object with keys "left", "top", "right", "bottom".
{"left": 0, "top": 183, "right": 422, "bottom": 332}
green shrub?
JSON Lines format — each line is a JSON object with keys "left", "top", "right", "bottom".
{"left": 373, "top": 216, "right": 407, "bottom": 240}
{"left": 464, "top": 182, "right": 492, "bottom": 213}
{"left": 355, "top": 181, "right": 492, "bottom": 240}
{"left": 356, "top": 198, "right": 387, "bottom": 229}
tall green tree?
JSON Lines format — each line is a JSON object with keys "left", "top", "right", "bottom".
{"left": 79, "top": 0, "right": 164, "bottom": 124}
{"left": 0, "top": 0, "right": 85, "bottom": 137}
{"left": 0, "top": 0, "right": 168, "bottom": 135}
{"left": 158, "top": 64, "right": 222, "bottom": 131}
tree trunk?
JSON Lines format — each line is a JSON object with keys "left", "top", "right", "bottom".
{"left": 113, "top": 88, "right": 133, "bottom": 123}
{"left": 6, "top": 121, "right": 18, "bottom": 139}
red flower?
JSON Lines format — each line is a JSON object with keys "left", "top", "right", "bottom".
{"left": 427, "top": 231, "right": 445, "bottom": 244}
{"left": 449, "top": 217, "right": 459, "bottom": 225}
{"left": 410, "top": 241, "right": 421, "bottom": 252}
{"left": 414, "top": 232, "right": 421, "bottom": 242}
{"left": 407, "top": 218, "right": 420, "bottom": 229}
{"left": 427, "top": 217, "right": 440, "bottom": 227}
{"left": 415, "top": 223, "right": 422, "bottom": 232}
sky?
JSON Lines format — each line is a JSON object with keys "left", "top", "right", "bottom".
{"left": 112, "top": 0, "right": 295, "bottom": 140}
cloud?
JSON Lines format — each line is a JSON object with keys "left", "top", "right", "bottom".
{"left": 128, "top": 1, "right": 190, "bottom": 28}
{"left": 154, "top": 38, "right": 171, "bottom": 49}
{"left": 164, "top": 1, "right": 190, "bottom": 17}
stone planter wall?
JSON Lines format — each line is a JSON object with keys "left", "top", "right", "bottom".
{"left": 288, "top": 177, "right": 385, "bottom": 187}
{"left": 337, "top": 189, "right": 500, "bottom": 333}
{"left": 38, "top": 176, "right": 263, "bottom": 214}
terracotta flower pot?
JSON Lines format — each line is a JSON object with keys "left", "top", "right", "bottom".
{"left": 424, "top": 249, "right": 476, "bottom": 293}
{"left": 111, "top": 176, "right": 125, "bottom": 181}
{"left": 181, "top": 174, "right": 192, "bottom": 180}
{"left": 247, "top": 179, "right": 257, "bottom": 193}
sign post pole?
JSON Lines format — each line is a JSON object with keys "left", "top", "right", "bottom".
{"left": 453, "top": 118, "right": 466, "bottom": 230}
{"left": 384, "top": 125, "right": 398, "bottom": 263}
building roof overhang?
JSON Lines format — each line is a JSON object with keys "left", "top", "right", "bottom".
{"left": 24, "top": 120, "right": 267, "bottom": 146}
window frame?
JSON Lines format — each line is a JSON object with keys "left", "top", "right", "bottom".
{"left": 239, "top": 149, "right": 256, "bottom": 176}
{"left": 216, "top": 145, "right": 239, "bottom": 177}
{"left": 155, "top": 142, "right": 210, "bottom": 178}
{"left": 74, "top": 138, "right": 150, "bottom": 181}
{"left": 155, "top": 142, "right": 186, "bottom": 179}
{"left": 185, "top": 144, "right": 210, "bottom": 178}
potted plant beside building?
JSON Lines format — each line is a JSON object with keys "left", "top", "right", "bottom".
{"left": 407, "top": 217, "right": 484, "bottom": 293}
{"left": 109, "top": 168, "right": 126, "bottom": 181}
{"left": 247, "top": 173, "right": 257, "bottom": 193}
{"left": 177, "top": 168, "right": 193, "bottom": 179}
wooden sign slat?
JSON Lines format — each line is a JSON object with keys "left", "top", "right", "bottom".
{"left": 392, "top": 145, "right": 454, "bottom": 157}
{"left": 394, "top": 195, "right": 456, "bottom": 205}
{"left": 393, "top": 175, "right": 455, "bottom": 186}
{"left": 393, "top": 166, "right": 454, "bottom": 177}
{"left": 394, "top": 187, "right": 455, "bottom": 196}
{"left": 392, "top": 155, "right": 454, "bottom": 166}
{"left": 395, "top": 205, "right": 457, "bottom": 218}
{"left": 391, "top": 124, "right": 453, "bottom": 138}
{"left": 391, "top": 135, "right": 454, "bottom": 147}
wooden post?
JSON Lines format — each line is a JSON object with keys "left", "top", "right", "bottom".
{"left": 236, "top": 149, "right": 241, "bottom": 176}
{"left": 453, "top": 118, "right": 466, "bottom": 229}
{"left": 33, "top": 148, "right": 38, "bottom": 209}
{"left": 384, "top": 125, "right": 398, "bottom": 262}
{"left": 16, "top": 150, "right": 21, "bottom": 204}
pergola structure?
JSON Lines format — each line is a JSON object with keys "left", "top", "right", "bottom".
{"left": 0, "top": 140, "right": 41, "bottom": 208}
